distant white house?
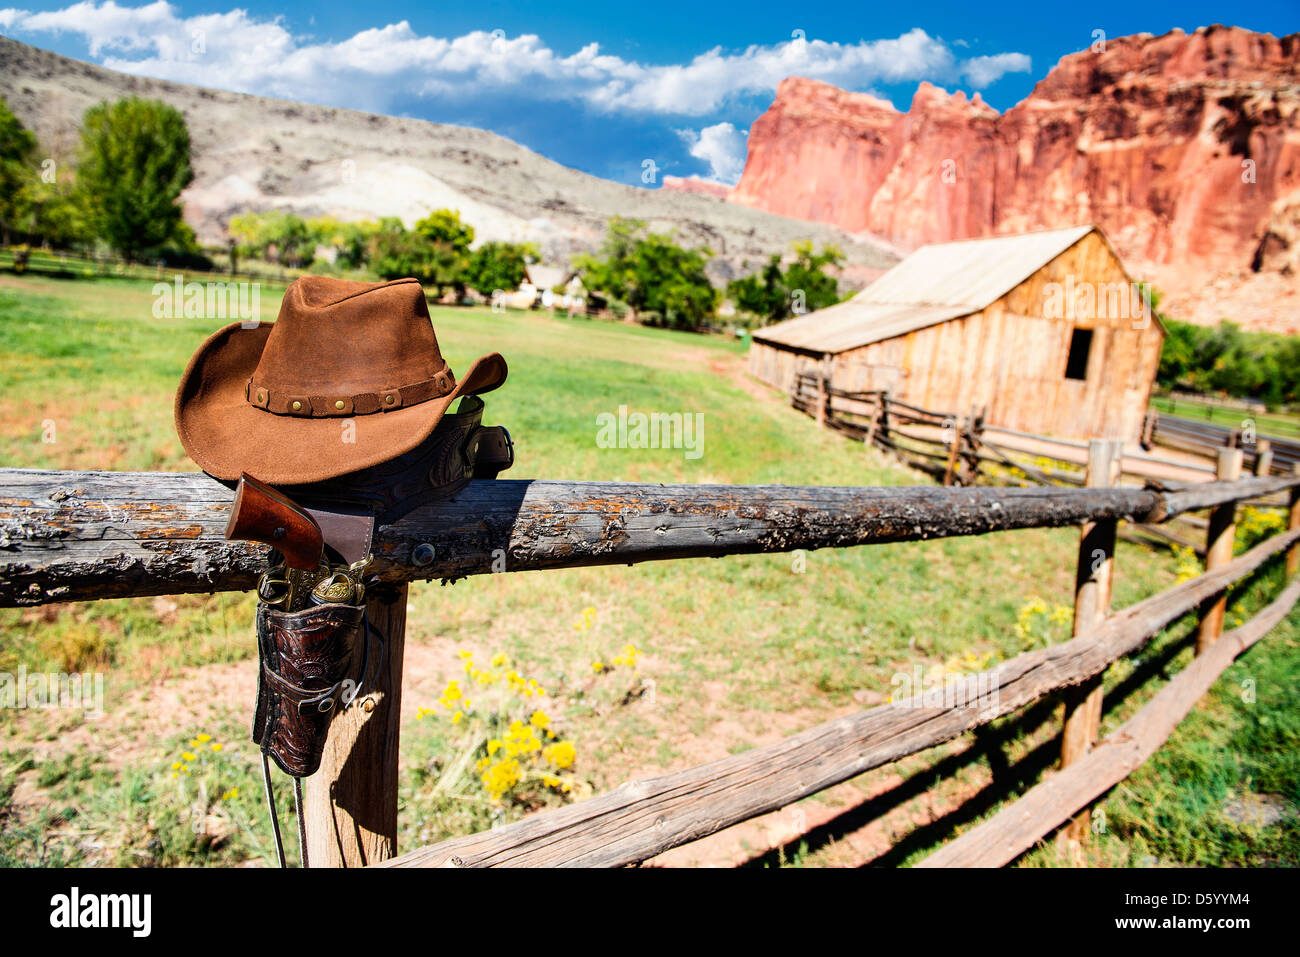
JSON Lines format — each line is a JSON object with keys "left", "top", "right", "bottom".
{"left": 498, "top": 264, "right": 586, "bottom": 311}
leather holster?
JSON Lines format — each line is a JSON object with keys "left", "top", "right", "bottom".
{"left": 249, "top": 392, "right": 513, "bottom": 778}
{"left": 253, "top": 601, "right": 366, "bottom": 778}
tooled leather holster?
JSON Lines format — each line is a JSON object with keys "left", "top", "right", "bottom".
{"left": 253, "top": 601, "right": 367, "bottom": 778}
{"left": 249, "top": 394, "right": 512, "bottom": 864}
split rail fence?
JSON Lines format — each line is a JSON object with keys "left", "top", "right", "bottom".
{"left": 791, "top": 371, "right": 1296, "bottom": 558}
{"left": 2, "top": 462, "right": 1299, "bottom": 867}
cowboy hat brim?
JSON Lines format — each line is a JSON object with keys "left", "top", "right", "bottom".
{"left": 175, "top": 320, "right": 507, "bottom": 485}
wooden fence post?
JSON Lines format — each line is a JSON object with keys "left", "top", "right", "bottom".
{"left": 815, "top": 366, "right": 828, "bottom": 428}
{"left": 962, "top": 405, "right": 983, "bottom": 485}
{"left": 1253, "top": 439, "right": 1273, "bottom": 477}
{"left": 943, "top": 416, "right": 965, "bottom": 487}
{"left": 1196, "top": 448, "right": 1244, "bottom": 655}
{"left": 1058, "top": 439, "right": 1122, "bottom": 852}
{"left": 864, "top": 392, "right": 883, "bottom": 452}
{"left": 303, "top": 583, "right": 409, "bottom": 867}
{"left": 1287, "top": 464, "right": 1300, "bottom": 578}
{"left": 1141, "top": 409, "right": 1157, "bottom": 450}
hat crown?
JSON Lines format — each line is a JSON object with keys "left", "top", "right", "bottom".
{"left": 252, "top": 276, "right": 446, "bottom": 397}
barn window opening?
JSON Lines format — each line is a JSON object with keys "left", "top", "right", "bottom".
{"left": 1065, "top": 328, "right": 1092, "bottom": 381}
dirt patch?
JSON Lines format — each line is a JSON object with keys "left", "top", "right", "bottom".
{"left": 708, "top": 354, "right": 779, "bottom": 405}
{"left": 1222, "top": 792, "right": 1292, "bottom": 828}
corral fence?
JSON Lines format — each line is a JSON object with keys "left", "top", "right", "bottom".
{"left": 1149, "top": 413, "right": 1300, "bottom": 476}
{"left": 791, "top": 371, "right": 1297, "bottom": 558}
{"left": 0, "top": 245, "right": 295, "bottom": 286}
{"left": 3, "top": 459, "right": 1299, "bottom": 868}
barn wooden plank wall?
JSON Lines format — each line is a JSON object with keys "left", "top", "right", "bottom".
{"left": 751, "top": 231, "right": 1165, "bottom": 443}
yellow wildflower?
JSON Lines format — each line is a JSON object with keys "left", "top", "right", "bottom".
{"left": 530, "top": 710, "right": 551, "bottom": 730}
{"left": 196, "top": 733, "right": 212, "bottom": 743}
{"left": 543, "top": 740, "right": 576, "bottom": 769}
{"left": 210, "top": 743, "right": 223, "bottom": 752}
{"left": 221, "top": 787, "right": 239, "bottom": 801}
{"left": 182, "top": 752, "right": 196, "bottom": 762}
{"left": 480, "top": 757, "right": 522, "bottom": 804}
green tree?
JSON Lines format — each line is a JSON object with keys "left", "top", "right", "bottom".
{"left": 413, "top": 209, "right": 474, "bottom": 253}
{"left": 10, "top": 153, "right": 91, "bottom": 250}
{"left": 464, "top": 241, "right": 536, "bottom": 296}
{"left": 77, "top": 97, "right": 194, "bottom": 260}
{"left": 726, "top": 241, "right": 844, "bottom": 324}
{"left": 370, "top": 219, "right": 434, "bottom": 282}
{"left": 727, "top": 255, "right": 786, "bottom": 320}
{"left": 1156, "top": 314, "right": 1300, "bottom": 406}
{"left": 412, "top": 209, "right": 474, "bottom": 296}
{"left": 784, "top": 241, "right": 844, "bottom": 313}
{"left": 306, "top": 216, "right": 381, "bottom": 270}
{"left": 0, "top": 96, "right": 38, "bottom": 243}
{"left": 573, "top": 216, "right": 642, "bottom": 304}
{"left": 627, "top": 232, "right": 717, "bottom": 329}
{"left": 228, "top": 210, "right": 314, "bottom": 267}
{"left": 574, "top": 217, "right": 718, "bottom": 330}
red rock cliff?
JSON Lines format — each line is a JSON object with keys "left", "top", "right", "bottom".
{"left": 731, "top": 26, "right": 1300, "bottom": 331}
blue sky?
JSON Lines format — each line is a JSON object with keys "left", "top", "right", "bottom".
{"left": 1, "top": 1, "right": 1296, "bottom": 186}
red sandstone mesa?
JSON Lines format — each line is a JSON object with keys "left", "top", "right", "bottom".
{"left": 727, "top": 26, "right": 1300, "bottom": 332}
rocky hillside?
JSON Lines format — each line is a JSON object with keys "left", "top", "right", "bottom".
{"left": 723, "top": 26, "right": 1300, "bottom": 332}
{"left": 0, "top": 35, "right": 896, "bottom": 286}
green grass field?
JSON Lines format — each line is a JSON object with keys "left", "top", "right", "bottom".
{"left": 1151, "top": 394, "right": 1300, "bottom": 440}
{"left": 0, "top": 271, "right": 1296, "bottom": 867}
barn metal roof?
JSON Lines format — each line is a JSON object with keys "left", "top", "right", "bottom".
{"left": 752, "top": 225, "right": 1097, "bottom": 354}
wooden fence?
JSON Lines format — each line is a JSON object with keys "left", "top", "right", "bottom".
{"left": 791, "top": 371, "right": 1298, "bottom": 557}
{"left": 0, "top": 246, "right": 294, "bottom": 286}
{"left": 2, "top": 464, "right": 1299, "bottom": 867}
{"left": 1150, "top": 413, "right": 1300, "bottom": 476}
{"left": 791, "top": 372, "right": 1295, "bottom": 484}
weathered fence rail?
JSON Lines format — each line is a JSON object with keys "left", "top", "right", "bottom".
{"left": 918, "top": 575, "right": 1300, "bottom": 868}
{"left": 382, "top": 526, "right": 1300, "bottom": 867}
{"left": 1152, "top": 413, "right": 1300, "bottom": 475}
{"left": 791, "top": 371, "right": 1297, "bottom": 486}
{"left": 4, "top": 468, "right": 1296, "bottom": 607}
{"left": 4, "top": 461, "right": 1299, "bottom": 868}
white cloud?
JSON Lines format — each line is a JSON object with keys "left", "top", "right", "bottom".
{"left": 678, "top": 122, "right": 748, "bottom": 185}
{"left": 961, "top": 52, "right": 1032, "bottom": 88}
{"left": 0, "top": 8, "right": 30, "bottom": 29}
{"left": 12, "top": 0, "right": 178, "bottom": 55}
{"left": 0, "top": 3, "right": 1033, "bottom": 115}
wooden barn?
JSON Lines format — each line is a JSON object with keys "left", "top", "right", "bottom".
{"left": 749, "top": 226, "right": 1165, "bottom": 441}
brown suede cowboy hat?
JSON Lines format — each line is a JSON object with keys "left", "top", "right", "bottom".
{"left": 175, "top": 275, "right": 507, "bottom": 485}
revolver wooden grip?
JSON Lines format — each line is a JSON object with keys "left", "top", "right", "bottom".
{"left": 225, "top": 473, "right": 324, "bottom": 570}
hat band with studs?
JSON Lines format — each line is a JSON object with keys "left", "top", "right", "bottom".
{"left": 245, "top": 368, "right": 456, "bottom": 417}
